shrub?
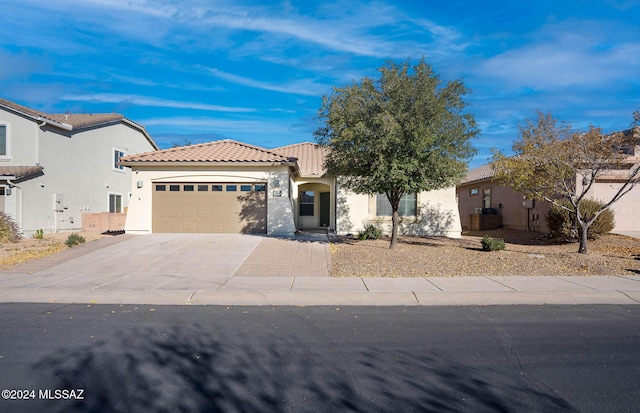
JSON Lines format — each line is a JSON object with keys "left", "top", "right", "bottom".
{"left": 481, "top": 235, "right": 505, "bottom": 251}
{"left": 33, "top": 228, "right": 44, "bottom": 240}
{"left": 65, "top": 232, "right": 86, "bottom": 247}
{"left": 358, "top": 224, "right": 382, "bottom": 241}
{"left": 546, "top": 199, "right": 614, "bottom": 242}
{"left": 0, "top": 212, "right": 21, "bottom": 243}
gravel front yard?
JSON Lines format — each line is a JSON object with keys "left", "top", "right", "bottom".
{"left": 330, "top": 229, "right": 640, "bottom": 277}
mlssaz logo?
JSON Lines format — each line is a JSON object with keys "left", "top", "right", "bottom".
{"left": 38, "top": 389, "right": 85, "bottom": 400}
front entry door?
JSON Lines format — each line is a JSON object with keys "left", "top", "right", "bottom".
{"left": 320, "top": 192, "right": 330, "bottom": 227}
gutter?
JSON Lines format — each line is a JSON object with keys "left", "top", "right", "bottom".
{"left": 35, "top": 116, "right": 72, "bottom": 131}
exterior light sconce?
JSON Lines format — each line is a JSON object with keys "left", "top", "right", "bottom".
{"left": 273, "top": 178, "right": 281, "bottom": 188}
{"left": 5, "top": 188, "right": 11, "bottom": 196}
{"left": 137, "top": 181, "right": 144, "bottom": 188}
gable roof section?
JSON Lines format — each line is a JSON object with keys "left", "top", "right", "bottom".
{"left": 0, "top": 98, "right": 158, "bottom": 149}
{"left": 460, "top": 164, "right": 495, "bottom": 185}
{"left": 120, "top": 139, "right": 295, "bottom": 165}
{"left": 0, "top": 165, "right": 44, "bottom": 180}
{"left": 272, "top": 142, "right": 328, "bottom": 177}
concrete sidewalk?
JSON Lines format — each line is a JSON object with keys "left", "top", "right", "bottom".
{"left": 1, "top": 274, "right": 639, "bottom": 306}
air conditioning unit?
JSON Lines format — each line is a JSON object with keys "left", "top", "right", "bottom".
{"left": 474, "top": 208, "right": 483, "bottom": 214}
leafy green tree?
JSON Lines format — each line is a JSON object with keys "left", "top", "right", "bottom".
{"left": 492, "top": 111, "right": 640, "bottom": 254}
{"left": 314, "top": 59, "right": 478, "bottom": 248}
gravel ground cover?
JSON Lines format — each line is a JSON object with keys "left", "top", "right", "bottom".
{"left": 330, "top": 229, "right": 640, "bottom": 277}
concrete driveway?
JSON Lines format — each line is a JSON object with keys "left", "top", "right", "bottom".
{"left": 0, "top": 234, "right": 266, "bottom": 291}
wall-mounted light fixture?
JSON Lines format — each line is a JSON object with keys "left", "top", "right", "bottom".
{"left": 137, "top": 181, "right": 144, "bottom": 188}
{"left": 5, "top": 188, "right": 11, "bottom": 196}
{"left": 273, "top": 178, "right": 281, "bottom": 188}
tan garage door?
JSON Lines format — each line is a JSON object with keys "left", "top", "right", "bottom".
{"left": 152, "top": 183, "right": 267, "bottom": 233}
{"left": 592, "top": 182, "right": 640, "bottom": 231}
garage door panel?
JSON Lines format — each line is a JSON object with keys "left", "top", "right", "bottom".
{"left": 592, "top": 183, "right": 640, "bottom": 231}
{"left": 153, "top": 182, "right": 267, "bottom": 233}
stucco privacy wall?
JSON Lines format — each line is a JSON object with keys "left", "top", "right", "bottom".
{"left": 125, "top": 165, "right": 295, "bottom": 235}
{"left": 335, "top": 185, "right": 462, "bottom": 238}
{"left": 1, "top": 108, "right": 155, "bottom": 234}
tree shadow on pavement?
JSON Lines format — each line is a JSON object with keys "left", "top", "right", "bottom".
{"left": 29, "top": 325, "right": 576, "bottom": 413}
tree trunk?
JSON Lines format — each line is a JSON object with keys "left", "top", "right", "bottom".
{"left": 578, "top": 222, "right": 589, "bottom": 254}
{"left": 390, "top": 210, "right": 399, "bottom": 249}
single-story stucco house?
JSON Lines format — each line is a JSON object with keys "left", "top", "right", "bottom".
{"left": 120, "top": 140, "right": 462, "bottom": 238}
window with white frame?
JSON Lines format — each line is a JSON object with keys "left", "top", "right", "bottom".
{"left": 300, "top": 191, "right": 315, "bottom": 216}
{"left": 0, "top": 123, "right": 10, "bottom": 158}
{"left": 109, "top": 194, "right": 122, "bottom": 213}
{"left": 113, "top": 149, "right": 125, "bottom": 171}
{"left": 376, "top": 193, "right": 417, "bottom": 217}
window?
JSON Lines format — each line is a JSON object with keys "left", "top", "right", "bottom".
{"left": 109, "top": 194, "right": 122, "bottom": 213}
{"left": 255, "top": 184, "right": 266, "bottom": 192}
{"left": 300, "top": 191, "right": 315, "bottom": 216}
{"left": 184, "top": 185, "right": 194, "bottom": 192}
{"left": 0, "top": 124, "right": 8, "bottom": 157}
{"left": 212, "top": 185, "right": 223, "bottom": 192}
{"left": 197, "top": 185, "right": 208, "bottom": 191}
{"left": 226, "top": 185, "right": 237, "bottom": 192}
{"left": 240, "top": 185, "right": 252, "bottom": 192}
{"left": 113, "top": 149, "right": 125, "bottom": 170}
{"left": 376, "top": 193, "right": 417, "bottom": 217}
{"left": 169, "top": 185, "right": 180, "bottom": 192}
{"left": 155, "top": 184, "right": 166, "bottom": 191}
{"left": 483, "top": 189, "right": 491, "bottom": 208}
{"left": 470, "top": 187, "right": 479, "bottom": 196}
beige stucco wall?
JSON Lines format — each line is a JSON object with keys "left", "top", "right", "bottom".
{"left": 124, "top": 165, "right": 295, "bottom": 235}
{"left": 336, "top": 184, "right": 462, "bottom": 238}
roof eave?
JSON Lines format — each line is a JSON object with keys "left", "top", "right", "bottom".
{"left": 119, "top": 160, "right": 296, "bottom": 168}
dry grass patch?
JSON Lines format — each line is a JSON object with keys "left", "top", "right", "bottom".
{"left": 0, "top": 232, "right": 106, "bottom": 270}
{"left": 330, "top": 229, "right": 640, "bottom": 277}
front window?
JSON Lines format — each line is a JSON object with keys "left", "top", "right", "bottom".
{"left": 113, "top": 149, "right": 125, "bottom": 170}
{"left": 109, "top": 194, "right": 122, "bottom": 213}
{"left": 376, "top": 193, "right": 417, "bottom": 216}
{"left": 300, "top": 191, "right": 315, "bottom": 216}
{"left": 0, "top": 123, "right": 9, "bottom": 158}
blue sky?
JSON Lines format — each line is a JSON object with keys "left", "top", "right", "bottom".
{"left": 1, "top": 0, "right": 638, "bottom": 169}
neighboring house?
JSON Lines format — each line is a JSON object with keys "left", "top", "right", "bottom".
{"left": 457, "top": 127, "right": 640, "bottom": 232}
{"left": 120, "top": 140, "right": 462, "bottom": 238}
{"left": 0, "top": 98, "right": 158, "bottom": 235}
{"left": 457, "top": 165, "right": 550, "bottom": 232}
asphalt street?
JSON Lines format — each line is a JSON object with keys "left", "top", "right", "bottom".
{"left": 0, "top": 304, "right": 639, "bottom": 412}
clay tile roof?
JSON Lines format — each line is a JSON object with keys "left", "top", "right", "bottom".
{"left": 120, "top": 140, "right": 293, "bottom": 164}
{"left": 0, "top": 165, "right": 44, "bottom": 180}
{"left": 460, "top": 164, "right": 495, "bottom": 185}
{"left": 46, "top": 113, "right": 123, "bottom": 129}
{"left": 0, "top": 98, "right": 123, "bottom": 129}
{"left": 272, "top": 142, "right": 328, "bottom": 177}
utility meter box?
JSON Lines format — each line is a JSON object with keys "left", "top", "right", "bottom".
{"left": 53, "top": 193, "right": 65, "bottom": 212}
{"left": 523, "top": 198, "right": 535, "bottom": 208}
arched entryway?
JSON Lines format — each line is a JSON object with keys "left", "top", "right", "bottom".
{"left": 296, "top": 182, "right": 333, "bottom": 230}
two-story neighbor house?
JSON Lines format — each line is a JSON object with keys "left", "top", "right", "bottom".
{"left": 0, "top": 98, "right": 158, "bottom": 235}
{"left": 120, "top": 140, "right": 462, "bottom": 238}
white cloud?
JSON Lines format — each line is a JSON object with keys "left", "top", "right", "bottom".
{"left": 475, "top": 22, "right": 640, "bottom": 91}
{"left": 206, "top": 68, "right": 329, "bottom": 96}
{"left": 61, "top": 93, "right": 256, "bottom": 112}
